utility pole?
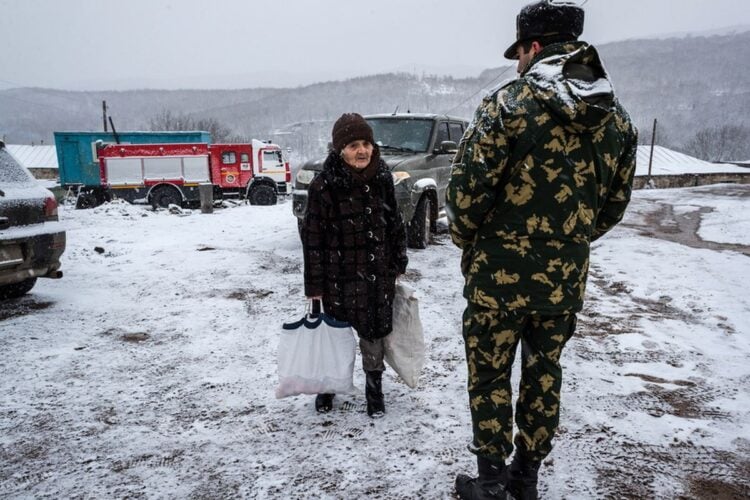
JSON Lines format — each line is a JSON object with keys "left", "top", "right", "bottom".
{"left": 102, "top": 101, "right": 108, "bottom": 132}
{"left": 647, "top": 118, "right": 657, "bottom": 183}
{"left": 108, "top": 117, "right": 120, "bottom": 144}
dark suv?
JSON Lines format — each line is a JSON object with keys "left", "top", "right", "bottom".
{"left": 0, "top": 141, "right": 65, "bottom": 299}
{"left": 292, "top": 113, "right": 468, "bottom": 248}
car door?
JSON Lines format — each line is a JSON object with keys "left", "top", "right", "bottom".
{"left": 219, "top": 149, "right": 241, "bottom": 188}
{"left": 431, "top": 121, "right": 455, "bottom": 206}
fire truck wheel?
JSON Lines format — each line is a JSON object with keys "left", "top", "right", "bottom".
{"left": 248, "top": 185, "right": 277, "bottom": 206}
{"left": 75, "top": 193, "right": 96, "bottom": 210}
{"left": 150, "top": 186, "right": 182, "bottom": 209}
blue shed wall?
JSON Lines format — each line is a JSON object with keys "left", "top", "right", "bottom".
{"left": 53, "top": 131, "right": 211, "bottom": 187}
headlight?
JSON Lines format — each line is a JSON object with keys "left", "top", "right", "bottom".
{"left": 296, "top": 169, "right": 316, "bottom": 185}
{"left": 392, "top": 171, "right": 411, "bottom": 186}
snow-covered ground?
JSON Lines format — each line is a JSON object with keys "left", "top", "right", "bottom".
{"left": 1, "top": 185, "right": 749, "bottom": 499}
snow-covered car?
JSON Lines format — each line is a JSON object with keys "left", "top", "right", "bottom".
{"left": 292, "top": 113, "right": 468, "bottom": 249}
{"left": 0, "top": 141, "right": 65, "bottom": 299}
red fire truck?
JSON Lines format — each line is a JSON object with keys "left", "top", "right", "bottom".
{"left": 97, "top": 139, "right": 291, "bottom": 208}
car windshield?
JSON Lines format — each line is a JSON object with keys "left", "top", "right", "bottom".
{"left": 0, "top": 149, "right": 35, "bottom": 185}
{"left": 366, "top": 118, "right": 434, "bottom": 153}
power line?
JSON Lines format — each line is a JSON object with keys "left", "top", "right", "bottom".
{"left": 0, "top": 78, "right": 91, "bottom": 114}
{"left": 0, "top": 78, "right": 87, "bottom": 105}
{"left": 0, "top": 92, "right": 73, "bottom": 113}
{"left": 443, "top": 65, "right": 515, "bottom": 115}
{"left": 444, "top": 0, "right": 593, "bottom": 116}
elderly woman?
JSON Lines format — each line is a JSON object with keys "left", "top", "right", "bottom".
{"left": 302, "top": 113, "right": 408, "bottom": 418}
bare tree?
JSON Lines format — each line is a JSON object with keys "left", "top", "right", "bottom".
{"left": 683, "top": 125, "right": 750, "bottom": 162}
{"left": 148, "top": 109, "right": 243, "bottom": 143}
{"left": 636, "top": 120, "right": 677, "bottom": 150}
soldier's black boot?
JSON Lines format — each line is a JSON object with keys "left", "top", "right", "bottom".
{"left": 315, "top": 393, "right": 334, "bottom": 413}
{"left": 455, "top": 455, "right": 507, "bottom": 499}
{"left": 505, "top": 453, "right": 541, "bottom": 500}
{"left": 365, "top": 370, "right": 385, "bottom": 418}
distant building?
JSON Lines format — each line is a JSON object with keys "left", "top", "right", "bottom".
{"left": 5, "top": 144, "right": 59, "bottom": 181}
{"left": 634, "top": 145, "right": 750, "bottom": 188}
{"left": 722, "top": 160, "right": 750, "bottom": 169}
{"left": 635, "top": 145, "right": 747, "bottom": 176}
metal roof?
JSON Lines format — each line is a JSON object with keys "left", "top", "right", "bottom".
{"left": 635, "top": 145, "right": 746, "bottom": 176}
{"left": 5, "top": 144, "right": 58, "bottom": 169}
{"left": 364, "top": 113, "right": 468, "bottom": 122}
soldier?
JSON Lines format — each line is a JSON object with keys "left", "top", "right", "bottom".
{"left": 446, "top": 1, "right": 638, "bottom": 499}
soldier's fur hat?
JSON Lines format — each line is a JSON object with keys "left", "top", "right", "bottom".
{"left": 504, "top": 0, "right": 585, "bottom": 59}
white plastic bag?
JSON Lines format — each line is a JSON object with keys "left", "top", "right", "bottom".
{"left": 276, "top": 305, "right": 357, "bottom": 399}
{"left": 384, "top": 283, "right": 425, "bottom": 388}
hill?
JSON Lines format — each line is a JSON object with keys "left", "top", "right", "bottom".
{"left": 1, "top": 32, "right": 748, "bottom": 162}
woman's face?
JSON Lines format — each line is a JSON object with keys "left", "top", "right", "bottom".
{"left": 341, "top": 140, "right": 373, "bottom": 170}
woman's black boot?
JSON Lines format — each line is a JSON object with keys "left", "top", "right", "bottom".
{"left": 365, "top": 370, "right": 385, "bottom": 418}
{"left": 315, "top": 393, "right": 334, "bottom": 413}
{"left": 455, "top": 455, "right": 507, "bottom": 499}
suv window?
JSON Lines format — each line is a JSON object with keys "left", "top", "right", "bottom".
{"left": 367, "top": 118, "right": 434, "bottom": 153}
{"left": 449, "top": 122, "right": 465, "bottom": 143}
{"left": 436, "top": 122, "right": 450, "bottom": 148}
{"left": 0, "top": 149, "right": 35, "bottom": 184}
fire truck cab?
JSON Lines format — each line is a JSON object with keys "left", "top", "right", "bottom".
{"left": 211, "top": 139, "right": 291, "bottom": 206}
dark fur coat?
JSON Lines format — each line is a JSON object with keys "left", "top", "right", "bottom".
{"left": 303, "top": 150, "right": 408, "bottom": 340}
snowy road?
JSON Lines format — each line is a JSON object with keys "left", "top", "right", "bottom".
{"left": 1, "top": 185, "right": 749, "bottom": 499}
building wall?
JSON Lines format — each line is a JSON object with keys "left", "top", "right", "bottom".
{"left": 634, "top": 173, "right": 750, "bottom": 189}
{"left": 28, "top": 168, "right": 59, "bottom": 181}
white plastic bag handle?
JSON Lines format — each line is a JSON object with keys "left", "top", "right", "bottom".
{"left": 305, "top": 298, "right": 325, "bottom": 317}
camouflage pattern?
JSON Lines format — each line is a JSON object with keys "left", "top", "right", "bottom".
{"left": 447, "top": 41, "right": 637, "bottom": 464}
{"left": 446, "top": 41, "right": 638, "bottom": 315}
{"left": 462, "top": 304, "right": 576, "bottom": 461}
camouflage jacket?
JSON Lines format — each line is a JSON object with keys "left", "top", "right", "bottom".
{"left": 446, "top": 42, "right": 638, "bottom": 314}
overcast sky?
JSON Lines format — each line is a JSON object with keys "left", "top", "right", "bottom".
{"left": 1, "top": 0, "right": 748, "bottom": 90}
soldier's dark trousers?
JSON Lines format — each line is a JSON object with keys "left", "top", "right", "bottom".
{"left": 462, "top": 303, "right": 577, "bottom": 462}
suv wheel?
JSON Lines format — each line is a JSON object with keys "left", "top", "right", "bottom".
{"left": 408, "top": 195, "right": 432, "bottom": 249}
{"left": 0, "top": 277, "right": 38, "bottom": 300}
